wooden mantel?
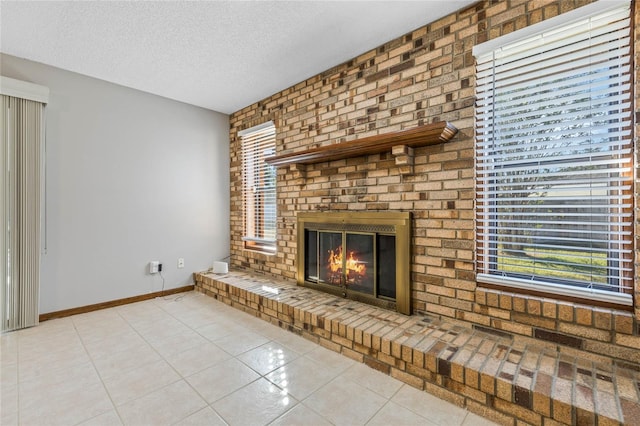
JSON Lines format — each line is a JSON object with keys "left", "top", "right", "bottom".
{"left": 265, "top": 121, "right": 458, "bottom": 168}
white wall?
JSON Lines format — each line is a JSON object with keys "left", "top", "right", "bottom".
{"left": 1, "top": 54, "right": 230, "bottom": 313}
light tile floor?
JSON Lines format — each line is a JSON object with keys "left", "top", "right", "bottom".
{"left": 1, "top": 291, "right": 497, "bottom": 426}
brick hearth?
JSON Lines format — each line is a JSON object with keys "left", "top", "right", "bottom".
{"left": 195, "top": 270, "right": 640, "bottom": 426}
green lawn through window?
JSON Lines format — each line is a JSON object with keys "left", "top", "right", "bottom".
{"left": 498, "top": 246, "right": 607, "bottom": 284}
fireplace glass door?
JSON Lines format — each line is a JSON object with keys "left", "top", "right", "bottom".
{"left": 377, "top": 234, "right": 396, "bottom": 299}
{"left": 318, "top": 231, "right": 342, "bottom": 285}
{"left": 343, "top": 233, "right": 374, "bottom": 294}
{"left": 305, "top": 229, "right": 392, "bottom": 299}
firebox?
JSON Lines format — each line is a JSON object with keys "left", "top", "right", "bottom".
{"left": 296, "top": 212, "right": 411, "bottom": 314}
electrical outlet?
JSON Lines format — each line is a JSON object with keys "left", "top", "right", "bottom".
{"left": 178, "top": 258, "right": 185, "bottom": 269}
{"left": 149, "top": 261, "right": 160, "bottom": 274}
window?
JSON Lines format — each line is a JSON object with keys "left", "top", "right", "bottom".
{"left": 473, "top": 2, "right": 633, "bottom": 305}
{"left": 240, "top": 122, "right": 277, "bottom": 254}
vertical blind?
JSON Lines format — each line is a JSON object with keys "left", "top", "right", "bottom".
{"left": 241, "top": 122, "right": 276, "bottom": 253}
{"left": 2, "top": 95, "right": 44, "bottom": 331}
{"left": 474, "top": 4, "right": 633, "bottom": 304}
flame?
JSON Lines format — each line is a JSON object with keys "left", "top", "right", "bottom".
{"left": 327, "top": 246, "right": 343, "bottom": 273}
{"left": 346, "top": 251, "right": 366, "bottom": 276}
{"left": 327, "top": 245, "right": 366, "bottom": 284}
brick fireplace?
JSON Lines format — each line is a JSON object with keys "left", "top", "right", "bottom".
{"left": 207, "top": 0, "right": 640, "bottom": 423}
{"left": 228, "top": 0, "right": 640, "bottom": 374}
{"left": 297, "top": 211, "right": 411, "bottom": 314}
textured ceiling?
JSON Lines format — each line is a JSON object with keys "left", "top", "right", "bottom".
{"left": 0, "top": 1, "right": 476, "bottom": 114}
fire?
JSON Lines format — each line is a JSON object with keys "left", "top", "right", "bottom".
{"left": 327, "top": 246, "right": 343, "bottom": 274}
{"left": 327, "top": 245, "right": 366, "bottom": 285}
{"left": 346, "top": 251, "right": 366, "bottom": 277}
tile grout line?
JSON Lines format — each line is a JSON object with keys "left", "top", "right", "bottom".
{"left": 141, "top": 296, "right": 233, "bottom": 425}
{"left": 68, "top": 313, "right": 124, "bottom": 426}
{"left": 88, "top": 299, "right": 203, "bottom": 426}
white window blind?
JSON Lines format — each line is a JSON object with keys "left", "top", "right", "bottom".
{"left": 474, "top": 3, "right": 633, "bottom": 305}
{"left": 241, "top": 122, "right": 277, "bottom": 254}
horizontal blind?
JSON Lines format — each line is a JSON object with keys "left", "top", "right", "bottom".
{"left": 241, "top": 123, "right": 276, "bottom": 253}
{"left": 475, "top": 4, "right": 633, "bottom": 303}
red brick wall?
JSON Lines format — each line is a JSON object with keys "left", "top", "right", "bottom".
{"left": 228, "top": 0, "right": 640, "bottom": 363}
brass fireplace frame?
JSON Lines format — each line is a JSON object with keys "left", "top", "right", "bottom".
{"left": 296, "top": 211, "right": 411, "bottom": 315}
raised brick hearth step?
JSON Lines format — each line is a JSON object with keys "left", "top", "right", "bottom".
{"left": 194, "top": 270, "right": 640, "bottom": 426}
